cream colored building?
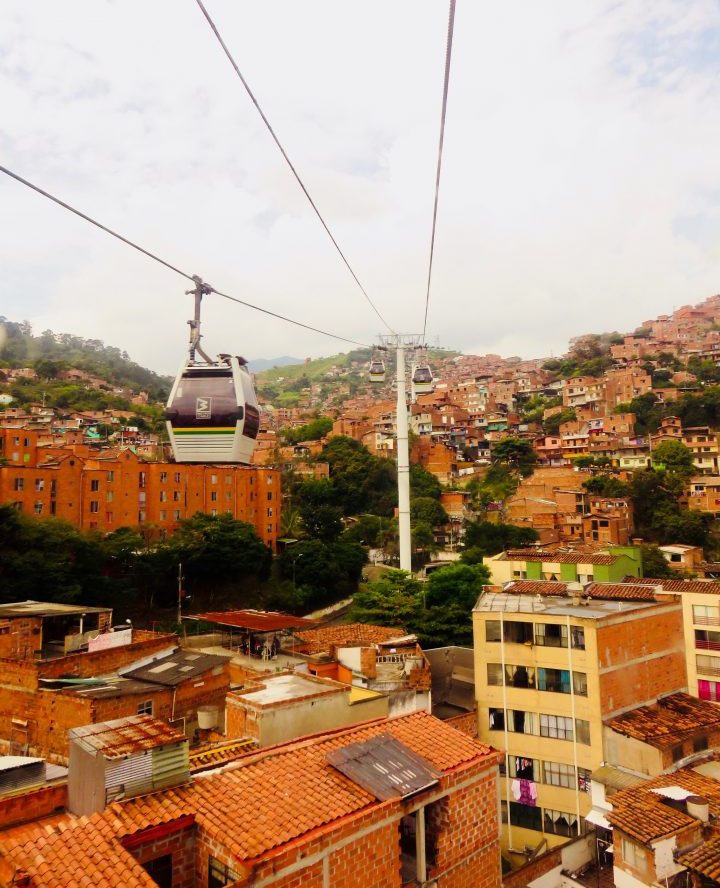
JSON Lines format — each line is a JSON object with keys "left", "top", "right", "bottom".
{"left": 472, "top": 582, "right": 686, "bottom": 858}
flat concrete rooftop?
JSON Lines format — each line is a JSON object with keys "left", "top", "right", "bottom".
{"left": 240, "top": 673, "right": 342, "bottom": 706}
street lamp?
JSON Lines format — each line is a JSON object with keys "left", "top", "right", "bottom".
{"left": 292, "top": 553, "right": 303, "bottom": 590}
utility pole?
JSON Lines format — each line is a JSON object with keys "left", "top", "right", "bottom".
{"left": 379, "top": 334, "right": 423, "bottom": 573}
{"left": 177, "top": 562, "right": 184, "bottom": 626}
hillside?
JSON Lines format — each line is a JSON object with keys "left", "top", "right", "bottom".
{"left": 0, "top": 319, "right": 170, "bottom": 400}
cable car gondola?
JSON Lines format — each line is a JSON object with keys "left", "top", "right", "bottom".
{"left": 412, "top": 362, "right": 434, "bottom": 394}
{"left": 165, "top": 277, "right": 260, "bottom": 464}
{"left": 369, "top": 357, "right": 386, "bottom": 383}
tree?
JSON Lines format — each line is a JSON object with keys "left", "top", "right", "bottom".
{"left": 491, "top": 437, "right": 538, "bottom": 476}
{"left": 652, "top": 440, "right": 695, "bottom": 480}
{"left": 409, "top": 464, "right": 442, "bottom": 500}
{"left": 294, "top": 479, "right": 343, "bottom": 541}
{"left": 463, "top": 520, "right": 539, "bottom": 555}
{"left": 640, "top": 544, "right": 680, "bottom": 579}
{"left": 425, "top": 562, "right": 490, "bottom": 611}
{"left": 582, "top": 475, "right": 631, "bottom": 497}
{"left": 410, "top": 497, "right": 448, "bottom": 526}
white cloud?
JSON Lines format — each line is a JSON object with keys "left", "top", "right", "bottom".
{"left": 1, "top": 0, "right": 720, "bottom": 371}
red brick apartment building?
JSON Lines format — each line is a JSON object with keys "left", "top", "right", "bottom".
{"left": 0, "top": 711, "right": 503, "bottom": 888}
{"left": 0, "top": 429, "right": 280, "bottom": 549}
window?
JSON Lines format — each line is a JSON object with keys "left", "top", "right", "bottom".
{"left": 575, "top": 719, "right": 591, "bottom": 745}
{"left": 106, "top": 491, "right": 113, "bottom": 503}
{"left": 489, "top": 708, "right": 505, "bottom": 731}
{"left": 537, "top": 668, "right": 571, "bottom": 694}
{"left": 34, "top": 501, "right": 43, "bottom": 515}
{"left": 137, "top": 700, "right": 153, "bottom": 715}
{"left": 174, "top": 471, "right": 181, "bottom": 483}
{"left": 35, "top": 478, "right": 45, "bottom": 492}
{"left": 486, "top": 621, "right": 501, "bottom": 642}
{"left": 90, "top": 501, "right": 99, "bottom": 513}
{"left": 544, "top": 808, "right": 581, "bottom": 837}
{"left": 13, "top": 478, "right": 24, "bottom": 491}
{"left": 267, "top": 508, "right": 273, "bottom": 517}
{"left": 267, "top": 491, "right": 273, "bottom": 501}
{"left": 696, "top": 654, "right": 720, "bottom": 677}
{"left": 139, "top": 510, "right": 146, "bottom": 523}
{"left": 211, "top": 491, "right": 218, "bottom": 502}
{"left": 508, "top": 756, "right": 539, "bottom": 781}
{"left": 573, "top": 671, "right": 588, "bottom": 696}
{"left": 543, "top": 761, "right": 575, "bottom": 789}
{"left": 211, "top": 509, "right": 217, "bottom": 516}
{"left": 159, "top": 510, "right": 167, "bottom": 522}
{"left": 505, "top": 621, "right": 533, "bottom": 643}
{"left": 139, "top": 492, "right": 146, "bottom": 504}
{"left": 509, "top": 802, "right": 541, "bottom": 831}
{"left": 571, "top": 626, "right": 586, "bottom": 649}
{"left": 211, "top": 474, "right": 218, "bottom": 484}
{"left": 694, "top": 605, "right": 720, "bottom": 626}
{"left": 173, "top": 490, "right": 181, "bottom": 502}
{"left": 487, "top": 663, "right": 503, "bottom": 686}
{"left": 535, "top": 623, "right": 568, "bottom": 647}
{"left": 23, "top": 437, "right": 30, "bottom": 447}
{"left": 695, "top": 629, "right": 720, "bottom": 651}
{"left": 622, "top": 837, "right": 645, "bottom": 872}
{"left": 578, "top": 768, "right": 592, "bottom": 792}
{"left": 540, "top": 714, "right": 573, "bottom": 740}
{"left": 209, "top": 857, "right": 239, "bottom": 888}
{"left": 505, "top": 664, "right": 535, "bottom": 688}
{"left": 107, "top": 471, "right": 114, "bottom": 482}
{"left": 160, "top": 472, "right": 167, "bottom": 483}
{"left": 159, "top": 490, "right": 167, "bottom": 503}
{"left": 90, "top": 479, "right": 99, "bottom": 492}
{"left": 698, "top": 679, "right": 720, "bottom": 702}
{"left": 225, "top": 474, "right": 232, "bottom": 485}
{"left": 226, "top": 490, "right": 232, "bottom": 500}
{"left": 138, "top": 472, "right": 146, "bottom": 488}
{"left": 142, "top": 854, "right": 172, "bottom": 888}
{"left": 694, "top": 736, "right": 708, "bottom": 753}
{"left": 508, "top": 710, "right": 537, "bottom": 735}
{"left": 174, "top": 510, "right": 181, "bottom": 521}
{"left": 671, "top": 744, "right": 684, "bottom": 762}
{"left": 106, "top": 512, "right": 113, "bottom": 523}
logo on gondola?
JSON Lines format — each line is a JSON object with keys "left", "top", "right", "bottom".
{"left": 195, "top": 397, "right": 212, "bottom": 419}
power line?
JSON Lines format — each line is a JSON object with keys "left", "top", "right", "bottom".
{"left": 194, "top": 0, "right": 395, "bottom": 335}
{"left": 422, "top": 0, "right": 456, "bottom": 342}
{"left": 0, "top": 164, "right": 371, "bottom": 349}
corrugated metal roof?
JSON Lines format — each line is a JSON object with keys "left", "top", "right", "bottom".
{"left": 123, "top": 650, "right": 229, "bottom": 687}
{"left": 69, "top": 716, "right": 186, "bottom": 760}
{"left": 186, "top": 609, "right": 319, "bottom": 631}
{"left": 0, "top": 600, "right": 111, "bottom": 618}
{"left": 327, "top": 733, "right": 440, "bottom": 801}
{"left": 591, "top": 764, "right": 649, "bottom": 791}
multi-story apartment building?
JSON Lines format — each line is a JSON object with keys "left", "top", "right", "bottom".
{"left": 0, "top": 442, "right": 281, "bottom": 549}
{"left": 682, "top": 425, "right": 720, "bottom": 474}
{"left": 484, "top": 545, "right": 642, "bottom": 585}
{"left": 473, "top": 581, "right": 687, "bottom": 854}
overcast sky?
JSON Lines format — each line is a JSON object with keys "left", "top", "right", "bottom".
{"left": 2, "top": 1, "right": 720, "bottom": 374}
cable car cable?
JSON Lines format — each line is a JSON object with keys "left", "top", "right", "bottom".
{"left": 194, "top": 0, "right": 396, "bottom": 335}
{"left": 421, "top": 0, "right": 456, "bottom": 342}
{"left": 0, "top": 163, "right": 371, "bottom": 349}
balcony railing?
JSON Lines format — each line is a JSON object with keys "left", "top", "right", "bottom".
{"left": 696, "top": 640, "right": 720, "bottom": 651}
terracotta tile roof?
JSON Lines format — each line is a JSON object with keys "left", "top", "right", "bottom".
{"left": 584, "top": 582, "right": 659, "bottom": 601}
{"left": 632, "top": 578, "right": 720, "bottom": 594}
{"left": 68, "top": 715, "right": 186, "bottom": 759}
{"left": 189, "top": 738, "right": 258, "bottom": 772}
{"left": 607, "top": 693, "right": 720, "bottom": 748}
{"left": 503, "top": 580, "right": 570, "bottom": 596}
{"left": 608, "top": 768, "right": 720, "bottom": 844}
{"left": 98, "top": 711, "right": 495, "bottom": 862}
{"left": 0, "top": 819, "right": 157, "bottom": 888}
{"left": 295, "top": 622, "right": 405, "bottom": 653}
{"left": 504, "top": 549, "right": 616, "bottom": 565}
{"left": 678, "top": 833, "right": 720, "bottom": 880}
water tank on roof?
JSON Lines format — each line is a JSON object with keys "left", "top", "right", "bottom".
{"left": 686, "top": 795, "right": 710, "bottom": 822}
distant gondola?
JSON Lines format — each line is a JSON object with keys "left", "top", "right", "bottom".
{"left": 369, "top": 358, "right": 386, "bottom": 383}
{"left": 412, "top": 363, "right": 434, "bottom": 394}
{"left": 165, "top": 354, "right": 260, "bottom": 463}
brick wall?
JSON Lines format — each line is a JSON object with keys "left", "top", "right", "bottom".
{"left": 126, "top": 824, "right": 196, "bottom": 888}
{"left": 37, "top": 632, "right": 175, "bottom": 679}
{"left": 598, "top": 606, "right": 687, "bottom": 716}
{"left": 502, "top": 845, "right": 563, "bottom": 888}
{"left": 0, "top": 784, "right": 67, "bottom": 829}
{"left": 360, "top": 647, "right": 377, "bottom": 680}
{"left": 444, "top": 711, "right": 479, "bottom": 739}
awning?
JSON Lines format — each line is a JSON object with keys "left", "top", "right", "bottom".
{"left": 585, "top": 808, "right": 612, "bottom": 830}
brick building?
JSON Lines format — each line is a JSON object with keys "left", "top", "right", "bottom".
{"left": 0, "top": 711, "right": 503, "bottom": 888}
{"left": 0, "top": 602, "right": 230, "bottom": 762}
{"left": 0, "top": 434, "right": 281, "bottom": 549}
{"left": 473, "top": 580, "right": 686, "bottom": 855}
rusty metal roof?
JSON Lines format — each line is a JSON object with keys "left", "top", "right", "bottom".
{"left": 326, "top": 733, "right": 440, "bottom": 801}
{"left": 68, "top": 715, "right": 186, "bottom": 760}
{"left": 185, "top": 609, "right": 318, "bottom": 632}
